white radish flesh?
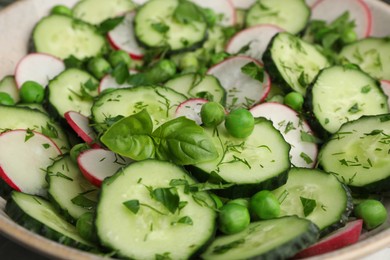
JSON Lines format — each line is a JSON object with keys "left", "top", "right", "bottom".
{"left": 0, "top": 130, "right": 62, "bottom": 196}
{"left": 207, "top": 56, "right": 271, "bottom": 111}
{"left": 226, "top": 24, "right": 284, "bottom": 61}
{"left": 64, "top": 111, "right": 99, "bottom": 147}
{"left": 98, "top": 69, "right": 137, "bottom": 94}
{"left": 14, "top": 53, "right": 65, "bottom": 88}
{"left": 77, "top": 148, "right": 132, "bottom": 187}
{"left": 175, "top": 98, "right": 208, "bottom": 125}
{"left": 311, "top": 0, "right": 372, "bottom": 39}
{"left": 250, "top": 102, "right": 318, "bottom": 168}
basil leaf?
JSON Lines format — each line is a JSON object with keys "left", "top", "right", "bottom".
{"left": 100, "top": 109, "right": 155, "bottom": 160}
{"left": 173, "top": 0, "right": 203, "bottom": 24}
{"left": 300, "top": 196, "right": 317, "bottom": 217}
{"left": 152, "top": 187, "right": 180, "bottom": 214}
{"left": 97, "top": 16, "right": 125, "bottom": 34}
{"left": 153, "top": 117, "right": 218, "bottom": 165}
{"left": 71, "top": 194, "right": 96, "bottom": 210}
{"left": 123, "top": 199, "right": 140, "bottom": 214}
{"left": 177, "top": 216, "right": 193, "bottom": 225}
{"left": 112, "top": 62, "right": 129, "bottom": 84}
{"left": 241, "top": 62, "right": 264, "bottom": 82}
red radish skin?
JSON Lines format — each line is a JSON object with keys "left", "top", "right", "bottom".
{"left": 381, "top": 80, "right": 390, "bottom": 108}
{"left": 311, "top": 0, "right": 372, "bottom": 38}
{"left": 294, "top": 219, "right": 363, "bottom": 259}
{"left": 190, "top": 0, "right": 236, "bottom": 26}
{"left": 207, "top": 56, "right": 271, "bottom": 111}
{"left": 77, "top": 148, "right": 132, "bottom": 187}
{"left": 226, "top": 24, "right": 284, "bottom": 61}
{"left": 250, "top": 102, "right": 318, "bottom": 168}
{"left": 0, "top": 130, "right": 62, "bottom": 196}
{"left": 175, "top": 98, "right": 209, "bottom": 125}
{"left": 14, "top": 53, "right": 65, "bottom": 88}
{"left": 65, "top": 111, "right": 99, "bottom": 148}
{"left": 107, "top": 12, "right": 144, "bottom": 60}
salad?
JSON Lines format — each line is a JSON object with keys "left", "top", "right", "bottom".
{"left": 0, "top": 0, "right": 390, "bottom": 259}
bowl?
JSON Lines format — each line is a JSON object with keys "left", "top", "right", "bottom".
{"left": 0, "top": 0, "right": 390, "bottom": 259}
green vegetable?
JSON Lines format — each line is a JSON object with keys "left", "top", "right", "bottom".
{"left": 76, "top": 212, "right": 98, "bottom": 243}
{"left": 100, "top": 109, "right": 218, "bottom": 165}
{"left": 0, "top": 92, "right": 15, "bottom": 106}
{"left": 87, "top": 57, "right": 111, "bottom": 79}
{"left": 218, "top": 203, "right": 250, "bottom": 234}
{"left": 70, "top": 143, "right": 90, "bottom": 162}
{"left": 228, "top": 198, "right": 249, "bottom": 208}
{"left": 128, "top": 59, "right": 176, "bottom": 86}
{"left": 50, "top": 5, "right": 73, "bottom": 17}
{"left": 250, "top": 190, "right": 280, "bottom": 220}
{"left": 284, "top": 91, "right": 304, "bottom": 111}
{"left": 108, "top": 50, "right": 132, "bottom": 68}
{"left": 19, "top": 81, "right": 45, "bottom": 103}
{"left": 354, "top": 199, "right": 388, "bottom": 230}
{"left": 224, "top": 108, "right": 255, "bottom": 138}
{"left": 200, "top": 102, "right": 225, "bottom": 127}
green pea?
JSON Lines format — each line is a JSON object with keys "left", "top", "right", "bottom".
{"left": 70, "top": 143, "right": 90, "bottom": 162}
{"left": 51, "top": 5, "right": 73, "bottom": 17}
{"left": 225, "top": 108, "right": 255, "bottom": 138}
{"left": 179, "top": 52, "right": 199, "bottom": 72}
{"left": 341, "top": 28, "right": 357, "bottom": 44}
{"left": 87, "top": 57, "right": 112, "bottom": 79}
{"left": 250, "top": 190, "right": 280, "bottom": 220}
{"left": 218, "top": 203, "right": 250, "bottom": 234}
{"left": 108, "top": 50, "right": 133, "bottom": 68}
{"left": 354, "top": 199, "right": 388, "bottom": 230}
{"left": 0, "top": 92, "right": 15, "bottom": 106}
{"left": 228, "top": 198, "right": 249, "bottom": 208}
{"left": 284, "top": 91, "right": 304, "bottom": 111}
{"left": 19, "top": 81, "right": 45, "bottom": 104}
{"left": 200, "top": 102, "right": 225, "bottom": 127}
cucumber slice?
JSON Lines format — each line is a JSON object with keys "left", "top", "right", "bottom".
{"left": 0, "top": 75, "right": 20, "bottom": 103}
{"left": 263, "top": 32, "right": 330, "bottom": 95}
{"left": 134, "top": 0, "right": 207, "bottom": 51}
{"left": 5, "top": 191, "right": 94, "bottom": 250}
{"left": 191, "top": 117, "right": 291, "bottom": 198}
{"left": 0, "top": 105, "right": 69, "bottom": 152}
{"left": 73, "top": 0, "right": 135, "bottom": 25}
{"left": 47, "top": 68, "right": 98, "bottom": 118}
{"left": 306, "top": 65, "right": 389, "bottom": 134}
{"left": 33, "top": 15, "right": 107, "bottom": 60}
{"left": 91, "top": 86, "right": 187, "bottom": 133}
{"left": 95, "top": 160, "right": 216, "bottom": 259}
{"left": 319, "top": 114, "right": 390, "bottom": 192}
{"left": 272, "top": 168, "right": 353, "bottom": 236}
{"left": 201, "top": 216, "right": 319, "bottom": 260}
{"left": 47, "top": 156, "right": 98, "bottom": 223}
{"left": 165, "top": 73, "right": 226, "bottom": 105}
{"left": 246, "top": 0, "right": 310, "bottom": 34}
{"left": 340, "top": 37, "right": 390, "bottom": 81}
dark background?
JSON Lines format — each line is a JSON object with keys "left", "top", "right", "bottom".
{"left": 0, "top": 0, "right": 390, "bottom": 259}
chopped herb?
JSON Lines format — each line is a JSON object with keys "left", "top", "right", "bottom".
{"left": 97, "top": 16, "right": 124, "bottom": 34}
{"left": 361, "top": 85, "right": 371, "bottom": 93}
{"left": 152, "top": 187, "right": 180, "bottom": 214}
{"left": 300, "top": 197, "right": 317, "bottom": 217}
{"left": 151, "top": 22, "right": 169, "bottom": 33}
{"left": 172, "top": 216, "right": 193, "bottom": 226}
{"left": 112, "top": 62, "right": 129, "bottom": 84}
{"left": 42, "top": 143, "right": 51, "bottom": 149}
{"left": 241, "top": 62, "right": 264, "bottom": 82}
{"left": 284, "top": 121, "right": 296, "bottom": 134}
{"left": 300, "top": 152, "right": 313, "bottom": 164}
{"left": 348, "top": 103, "right": 360, "bottom": 114}
{"left": 173, "top": 0, "right": 203, "bottom": 24}
{"left": 25, "top": 129, "right": 35, "bottom": 142}
{"left": 300, "top": 131, "right": 321, "bottom": 143}
{"left": 123, "top": 199, "right": 140, "bottom": 214}
{"left": 71, "top": 194, "right": 96, "bottom": 209}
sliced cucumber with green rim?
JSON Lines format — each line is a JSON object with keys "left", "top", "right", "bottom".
{"left": 246, "top": 0, "right": 310, "bottom": 34}
{"left": 305, "top": 65, "right": 389, "bottom": 134}
{"left": 272, "top": 168, "right": 353, "bottom": 236}
{"left": 191, "top": 117, "right": 291, "bottom": 198}
{"left": 319, "top": 114, "right": 390, "bottom": 192}
{"left": 47, "top": 156, "right": 98, "bottom": 223}
{"left": 33, "top": 15, "right": 107, "bottom": 60}
{"left": 91, "top": 86, "right": 187, "bottom": 133}
{"left": 201, "top": 216, "right": 319, "bottom": 260}
{"left": 5, "top": 191, "right": 94, "bottom": 250}
{"left": 96, "top": 159, "right": 216, "bottom": 259}
{"left": 134, "top": 0, "right": 207, "bottom": 51}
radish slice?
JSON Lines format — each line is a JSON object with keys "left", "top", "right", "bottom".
{"left": 77, "top": 148, "right": 132, "bottom": 187}
{"left": 250, "top": 102, "right": 318, "bottom": 168}
{"left": 64, "top": 111, "right": 99, "bottom": 147}
{"left": 294, "top": 219, "right": 363, "bottom": 258}
{"left": 189, "top": 0, "right": 236, "bottom": 26}
{"left": 14, "top": 53, "right": 65, "bottom": 88}
{"left": 0, "top": 130, "right": 62, "bottom": 196}
{"left": 305, "top": 0, "right": 318, "bottom": 7}
{"left": 107, "top": 12, "right": 144, "bottom": 60}
{"left": 226, "top": 24, "right": 284, "bottom": 61}
{"left": 98, "top": 69, "right": 138, "bottom": 94}
{"left": 311, "top": 0, "right": 372, "bottom": 39}
{"left": 175, "top": 98, "right": 209, "bottom": 125}
{"left": 381, "top": 80, "right": 390, "bottom": 108}
{"left": 207, "top": 56, "right": 271, "bottom": 111}
{"left": 229, "top": 0, "right": 256, "bottom": 9}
